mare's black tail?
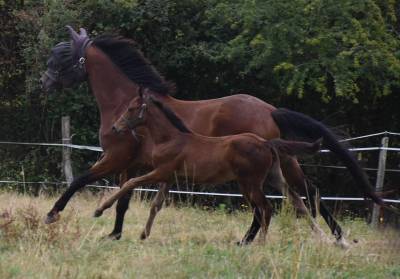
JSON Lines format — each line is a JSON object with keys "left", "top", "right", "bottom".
{"left": 271, "top": 108, "right": 383, "bottom": 206}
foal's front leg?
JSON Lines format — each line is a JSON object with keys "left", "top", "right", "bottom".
{"left": 94, "top": 169, "right": 163, "bottom": 217}
{"left": 140, "top": 182, "right": 170, "bottom": 240}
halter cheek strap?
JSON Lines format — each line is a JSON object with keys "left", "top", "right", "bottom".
{"left": 72, "top": 38, "right": 92, "bottom": 78}
{"left": 121, "top": 102, "right": 147, "bottom": 142}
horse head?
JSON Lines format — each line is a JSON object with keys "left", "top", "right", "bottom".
{"left": 40, "top": 25, "right": 92, "bottom": 92}
{"left": 112, "top": 93, "right": 149, "bottom": 135}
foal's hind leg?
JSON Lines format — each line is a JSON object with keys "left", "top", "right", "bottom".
{"left": 238, "top": 183, "right": 272, "bottom": 245}
{"left": 140, "top": 182, "right": 169, "bottom": 240}
{"left": 250, "top": 187, "right": 273, "bottom": 243}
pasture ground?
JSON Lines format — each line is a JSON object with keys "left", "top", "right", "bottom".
{"left": 0, "top": 191, "right": 399, "bottom": 278}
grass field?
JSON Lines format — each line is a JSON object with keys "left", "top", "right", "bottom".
{"left": 0, "top": 191, "right": 399, "bottom": 279}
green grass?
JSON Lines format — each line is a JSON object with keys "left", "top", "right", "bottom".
{"left": 0, "top": 191, "right": 399, "bottom": 279}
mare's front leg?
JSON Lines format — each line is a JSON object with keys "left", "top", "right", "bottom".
{"left": 140, "top": 182, "right": 169, "bottom": 240}
{"left": 94, "top": 169, "right": 164, "bottom": 217}
{"left": 45, "top": 152, "right": 123, "bottom": 224}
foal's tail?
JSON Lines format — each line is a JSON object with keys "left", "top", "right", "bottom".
{"left": 271, "top": 108, "right": 384, "bottom": 206}
{"left": 268, "top": 138, "right": 322, "bottom": 157}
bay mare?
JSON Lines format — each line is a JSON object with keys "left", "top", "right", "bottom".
{"left": 94, "top": 93, "right": 322, "bottom": 244}
{"left": 40, "top": 26, "right": 383, "bottom": 247}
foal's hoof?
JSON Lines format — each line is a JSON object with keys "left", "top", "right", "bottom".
{"left": 44, "top": 212, "right": 60, "bottom": 224}
{"left": 93, "top": 209, "right": 103, "bottom": 218}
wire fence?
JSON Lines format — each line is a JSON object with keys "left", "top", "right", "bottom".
{"left": 1, "top": 130, "right": 399, "bottom": 204}
{"left": 0, "top": 180, "right": 400, "bottom": 203}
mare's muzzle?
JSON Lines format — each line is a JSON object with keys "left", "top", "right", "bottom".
{"left": 40, "top": 70, "right": 61, "bottom": 92}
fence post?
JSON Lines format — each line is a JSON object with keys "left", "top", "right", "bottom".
{"left": 371, "top": 136, "right": 389, "bottom": 227}
{"left": 62, "top": 116, "right": 74, "bottom": 185}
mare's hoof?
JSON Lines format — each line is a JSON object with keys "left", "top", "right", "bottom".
{"left": 93, "top": 209, "right": 103, "bottom": 218}
{"left": 236, "top": 240, "right": 250, "bottom": 246}
{"left": 101, "top": 232, "right": 121, "bottom": 241}
{"left": 140, "top": 231, "right": 148, "bottom": 240}
{"left": 335, "top": 237, "right": 350, "bottom": 250}
{"left": 44, "top": 212, "right": 60, "bottom": 224}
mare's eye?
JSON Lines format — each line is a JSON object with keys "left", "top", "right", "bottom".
{"left": 128, "top": 108, "right": 133, "bottom": 112}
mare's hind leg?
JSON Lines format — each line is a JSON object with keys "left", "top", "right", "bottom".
{"left": 107, "top": 170, "right": 133, "bottom": 240}
{"left": 45, "top": 153, "right": 120, "bottom": 224}
{"left": 107, "top": 168, "right": 140, "bottom": 240}
{"left": 140, "top": 182, "right": 169, "bottom": 240}
{"left": 306, "top": 179, "right": 349, "bottom": 248}
{"left": 108, "top": 189, "right": 133, "bottom": 240}
{"left": 281, "top": 157, "right": 349, "bottom": 248}
{"left": 268, "top": 155, "right": 330, "bottom": 243}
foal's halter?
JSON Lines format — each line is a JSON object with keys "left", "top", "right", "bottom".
{"left": 121, "top": 102, "right": 148, "bottom": 141}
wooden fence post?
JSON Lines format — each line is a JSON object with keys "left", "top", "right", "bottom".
{"left": 62, "top": 116, "right": 74, "bottom": 185}
{"left": 371, "top": 136, "right": 389, "bottom": 227}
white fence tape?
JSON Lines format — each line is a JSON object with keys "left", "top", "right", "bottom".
{"left": 0, "top": 141, "right": 103, "bottom": 152}
{"left": 2, "top": 142, "right": 400, "bottom": 153}
{"left": 339, "top": 131, "right": 400, "bottom": 142}
{"left": 300, "top": 164, "right": 400, "bottom": 173}
{"left": 1, "top": 131, "right": 399, "bottom": 203}
{"left": 0, "top": 180, "right": 399, "bottom": 204}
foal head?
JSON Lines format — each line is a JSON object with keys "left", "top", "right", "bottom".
{"left": 112, "top": 96, "right": 148, "bottom": 134}
{"left": 113, "top": 92, "right": 192, "bottom": 135}
{"left": 40, "top": 26, "right": 92, "bottom": 92}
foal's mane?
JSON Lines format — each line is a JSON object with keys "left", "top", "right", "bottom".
{"left": 92, "top": 35, "right": 174, "bottom": 95}
{"left": 150, "top": 98, "right": 192, "bottom": 134}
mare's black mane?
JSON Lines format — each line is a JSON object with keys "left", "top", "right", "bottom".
{"left": 92, "top": 35, "right": 174, "bottom": 95}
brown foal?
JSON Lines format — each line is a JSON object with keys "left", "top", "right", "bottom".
{"left": 94, "top": 93, "right": 321, "bottom": 244}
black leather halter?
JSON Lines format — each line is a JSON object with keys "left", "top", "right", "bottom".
{"left": 71, "top": 37, "right": 92, "bottom": 77}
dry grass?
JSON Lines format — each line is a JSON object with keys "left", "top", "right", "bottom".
{"left": 0, "top": 191, "right": 399, "bottom": 279}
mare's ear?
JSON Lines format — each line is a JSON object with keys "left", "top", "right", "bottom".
{"left": 66, "top": 25, "right": 80, "bottom": 42}
{"left": 66, "top": 25, "right": 89, "bottom": 44}
{"left": 79, "top": 28, "right": 88, "bottom": 37}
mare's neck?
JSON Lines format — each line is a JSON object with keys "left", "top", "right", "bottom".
{"left": 145, "top": 105, "right": 185, "bottom": 145}
{"left": 85, "top": 47, "right": 140, "bottom": 132}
